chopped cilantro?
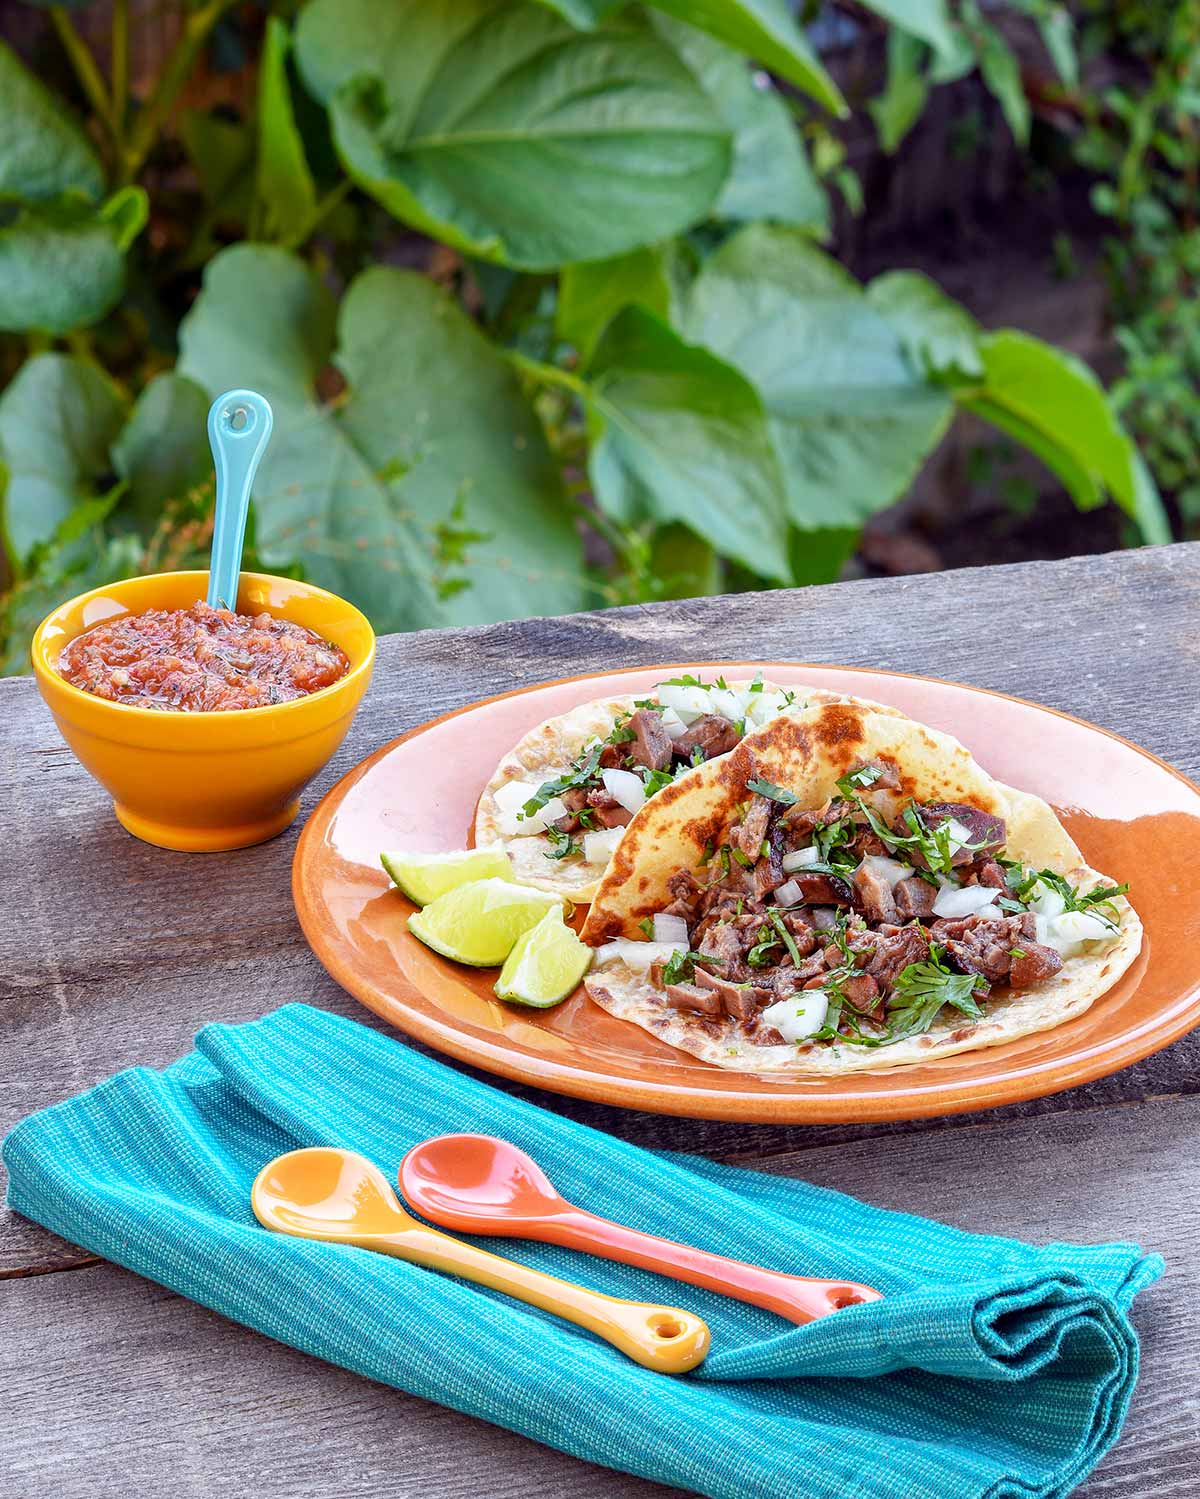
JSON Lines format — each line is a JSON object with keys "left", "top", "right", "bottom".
{"left": 661, "top": 674, "right": 704, "bottom": 688}
{"left": 834, "top": 763, "right": 885, "bottom": 798}
{"left": 748, "top": 674, "right": 764, "bottom": 693}
{"left": 522, "top": 742, "right": 604, "bottom": 817}
{"left": 542, "top": 826, "right": 580, "bottom": 861}
{"left": 731, "top": 847, "right": 755, "bottom": 868}
{"left": 638, "top": 916, "right": 655, "bottom": 938}
{"left": 767, "top": 908, "right": 803, "bottom": 966}
{"left": 697, "top": 839, "right": 715, "bottom": 868}
{"left": 714, "top": 675, "right": 729, "bottom": 690}
{"left": 662, "top": 948, "right": 724, "bottom": 985}
{"left": 745, "top": 777, "right": 798, "bottom": 806}
{"left": 884, "top": 948, "right": 986, "bottom": 1042}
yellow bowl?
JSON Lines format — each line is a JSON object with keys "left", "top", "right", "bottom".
{"left": 31, "top": 570, "right": 375, "bottom": 852}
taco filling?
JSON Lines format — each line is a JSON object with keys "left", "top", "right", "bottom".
{"left": 493, "top": 675, "right": 801, "bottom": 870}
{"left": 593, "top": 759, "right": 1130, "bottom": 1055}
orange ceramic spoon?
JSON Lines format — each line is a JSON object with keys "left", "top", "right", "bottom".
{"left": 400, "top": 1135, "right": 883, "bottom": 1326}
{"left": 252, "top": 1147, "right": 709, "bottom": 1373}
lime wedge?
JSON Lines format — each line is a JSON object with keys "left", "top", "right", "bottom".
{"left": 494, "top": 908, "right": 593, "bottom": 1007}
{"left": 408, "top": 878, "right": 563, "bottom": 966}
{"left": 382, "top": 846, "right": 513, "bottom": 907}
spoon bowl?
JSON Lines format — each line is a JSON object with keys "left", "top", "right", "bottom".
{"left": 252, "top": 1147, "right": 710, "bottom": 1373}
{"left": 401, "top": 1135, "right": 883, "bottom": 1325}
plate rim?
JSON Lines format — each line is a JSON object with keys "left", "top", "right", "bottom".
{"left": 293, "top": 659, "right": 1200, "bottom": 1122}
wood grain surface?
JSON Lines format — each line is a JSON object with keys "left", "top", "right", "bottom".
{"left": 2, "top": 544, "right": 1199, "bottom": 1496}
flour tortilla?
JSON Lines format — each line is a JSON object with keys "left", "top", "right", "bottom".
{"left": 474, "top": 683, "right": 907, "bottom": 901}
{"left": 581, "top": 703, "right": 1142, "bottom": 1072}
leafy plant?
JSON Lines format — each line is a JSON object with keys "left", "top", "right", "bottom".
{"left": 0, "top": 0, "right": 1169, "bottom": 673}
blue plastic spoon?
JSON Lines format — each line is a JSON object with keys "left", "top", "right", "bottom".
{"left": 206, "top": 389, "right": 274, "bottom": 611}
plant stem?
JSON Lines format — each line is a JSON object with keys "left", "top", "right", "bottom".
{"left": 120, "top": 0, "right": 239, "bottom": 184}
{"left": 49, "top": 6, "right": 113, "bottom": 143}
{"left": 111, "top": 0, "right": 129, "bottom": 149}
{"left": 282, "top": 178, "right": 354, "bottom": 251}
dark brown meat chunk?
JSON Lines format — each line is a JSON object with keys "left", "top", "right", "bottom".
{"left": 735, "top": 794, "right": 772, "bottom": 860}
{"left": 852, "top": 861, "right": 898, "bottom": 924}
{"left": 859, "top": 923, "right": 931, "bottom": 989}
{"left": 781, "top": 803, "right": 843, "bottom": 839}
{"left": 663, "top": 982, "right": 722, "bottom": 1017}
{"left": 752, "top": 844, "right": 785, "bottom": 901}
{"left": 920, "top": 803, "right": 1007, "bottom": 866}
{"left": 666, "top": 869, "right": 706, "bottom": 916}
{"left": 585, "top": 789, "right": 632, "bottom": 829}
{"left": 671, "top": 714, "right": 740, "bottom": 762}
{"left": 1009, "top": 943, "right": 1063, "bottom": 987}
{"left": 839, "top": 972, "right": 883, "bottom": 1020}
{"left": 793, "top": 872, "right": 853, "bottom": 907}
{"left": 851, "top": 759, "right": 901, "bottom": 791}
{"left": 626, "top": 709, "right": 673, "bottom": 772}
{"left": 553, "top": 785, "right": 589, "bottom": 832}
{"left": 769, "top": 952, "right": 827, "bottom": 993}
{"left": 698, "top": 922, "right": 748, "bottom": 982}
{"left": 893, "top": 876, "right": 936, "bottom": 920}
{"left": 693, "top": 965, "right": 770, "bottom": 1021}
{"left": 977, "top": 860, "right": 1010, "bottom": 889}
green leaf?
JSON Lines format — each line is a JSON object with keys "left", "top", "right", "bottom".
{"left": 584, "top": 306, "right": 791, "bottom": 580}
{"left": 977, "top": 24, "right": 1029, "bottom": 145}
{"left": 529, "top": 0, "right": 624, "bottom": 22}
{"left": 684, "top": 225, "right": 952, "bottom": 531}
{"left": 653, "top": 13, "right": 827, "bottom": 233}
{"left": 0, "top": 188, "right": 149, "bottom": 334}
{"left": 295, "top": 0, "right": 730, "bottom": 270}
{"left": 867, "top": 269, "right": 983, "bottom": 380}
{"left": 0, "top": 39, "right": 103, "bottom": 201}
{"left": 956, "top": 331, "right": 1171, "bottom": 544}
{"left": 558, "top": 245, "right": 675, "bottom": 364}
{"left": 1035, "top": 6, "right": 1077, "bottom": 89}
{"left": 644, "top": 0, "right": 845, "bottom": 116}
{"left": 0, "top": 354, "right": 126, "bottom": 566}
{"left": 855, "top": 0, "right": 956, "bottom": 58}
{"left": 111, "top": 374, "right": 212, "bottom": 528}
{"left": 788, "top": 525, "right": 859, "bottom": 585}
{"left": 255, "top": 17, "right": 318, "bottom": 247}
{"left": 178, "top": 244, "right": 586, "bottom": 630}
{"left": 868, "top": 29, "right": 929, "bottom": 155}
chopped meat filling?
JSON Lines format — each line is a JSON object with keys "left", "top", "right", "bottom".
{"left": 672, "top": 714, "right": 740, "bottom": 761}
{"left": 626, "top": 708, "right": 674, "bottom": 772}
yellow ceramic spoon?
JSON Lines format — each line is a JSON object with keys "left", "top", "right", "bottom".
{"left": 252, "top": 1147, "right": 710, "bottom": 1374}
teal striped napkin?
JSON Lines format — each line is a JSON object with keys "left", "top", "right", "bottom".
{"left": 3, "top": 1003, "right": 1160, "bottom": 1498}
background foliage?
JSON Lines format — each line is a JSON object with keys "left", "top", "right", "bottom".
{"left": 0, "top": 0, "right": 1188, "bottom": 671}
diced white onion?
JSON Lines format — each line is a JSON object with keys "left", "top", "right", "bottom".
{"left": 1028, "top": 881, "right": 1067, "bottom": 920}
{"left": 782, "top": 846, "right": 820, "bottom": 872}
{"left": 943, "top": 817, "right": 975, "bottom": 853}
{"left": 931, "top": 884, "right": 1002, "bottom": 919}
{"left": 656, "top": 684, "right": 712, "bottom": 723}
{"left": 595, "top": 939, "right": 681, "bottom": 970}
{"left": 652, "top": 913, "right": 690, "bottom": 946}
{"left": 660, "top": 707, "right": 689, "bottom": 739}
{"left": 858, "top": 854, "right": 914, "bottom": 889}
{"left": 747, "top": 688, "right": 791, "bottom": 726}
{"left": 493, "top": 778, "right": 569, "bottom": 836}
{"left": 762, "top": 992, "right": 828, "bottom": 1043}
{"left": 1036, "top": 909, "right": 1116, "bottom": 958}
{"left": 601, "top": 767, "right": 646, "bottom": 816}
{"left": 583, "top": 826, "right": 626, "bottom": 865}
{"left": 774, "top": 878, "right": 804, "bottom": 908}
{"left": 708, "top": 686, "right": 744, "bottom": 723}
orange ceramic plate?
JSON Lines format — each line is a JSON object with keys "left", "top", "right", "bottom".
{"left": 293, "top": 663, "right": 1200, "bottom": 1123}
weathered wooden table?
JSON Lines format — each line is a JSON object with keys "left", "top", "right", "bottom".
{"left": 3, "top": 547, "right": 1198, "bottom": 1498}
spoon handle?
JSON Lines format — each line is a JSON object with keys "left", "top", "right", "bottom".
{"left": 365, "top": 1221, "right": 710, "bottom": 1374}
{"left": 530, "top": 1210, "right": 881, "bottom": 1326}
{"left": 206, "top": 389, "right": 273, "bottom": 610}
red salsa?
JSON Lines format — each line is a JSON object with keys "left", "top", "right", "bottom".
{"left": 58, "top": 601, "right": 350, "bottom": 712}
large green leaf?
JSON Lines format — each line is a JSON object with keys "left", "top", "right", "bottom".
{"left": 295, "top": 0, "right": 730, "bottom": 270}
{"left": 111, "top": 374, "right": 212, "bottom": 527}
{"left": 557, "top": 245, "right": 676, "bottom": 363}
{"left": 583, "top": 306, "right": 791, "bottom": 580}
{"left": 0, "top": 40, "right": 103, "bottom": 201}
{"left": 256, "top": 17, "right": 318, "bottom": 246}
{"left": 0, "top": 354, "right": 126, "bottom": 565}
{"left": 178, "top": 244, "right": 584, "bottom": 630}
{"left": 645, "top": 0, "right": 844, "bottom": 115}
{"left": 530, "top": 0, "right": 624, "bottom": 22}
{"left": 856, "top": 0, "right": 956, "bottom": 59}
{"left": 653, "top": 14, "right": 827, "bottom": 233}
{"left": 869, "top": 29, "right": 929, "bottom": 155}
{"left": 956, "top": 332, "right": 1170, "bottom": 543}
{"left": 0, "top": 188, "right": 148, "bottom": 334}
{"left": 684, "top": 225, "right": 952, "bottom": 530}
{"left": 867, "top": 269, "right": 983, "bottom": 380}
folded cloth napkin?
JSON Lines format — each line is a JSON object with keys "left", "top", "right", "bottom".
{"left": 3, "top": 1004, "right": 1160, "bottom": 1499}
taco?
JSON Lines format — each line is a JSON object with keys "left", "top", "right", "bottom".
{"left": 580, "top": 702, "right": 1141, "bottom": 1072}
{"left": 474, "top": 674, "right": 906, "bottom": 902}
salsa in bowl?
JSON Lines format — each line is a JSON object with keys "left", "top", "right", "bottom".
{"left": 32, "top": 571, "right": 374, "bottom": 851}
